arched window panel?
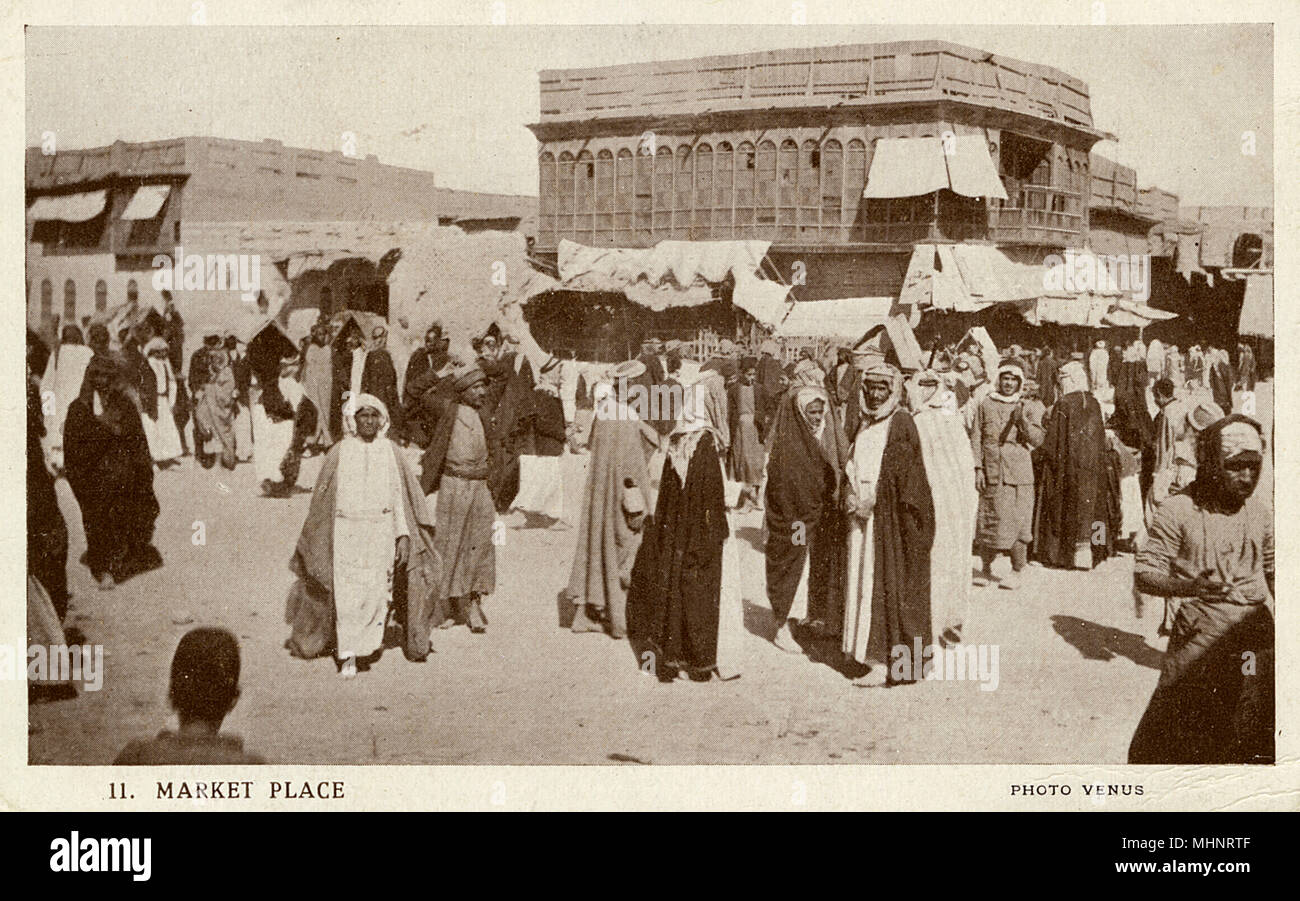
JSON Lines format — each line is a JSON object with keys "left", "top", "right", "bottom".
{"left": 127, "top": 279, "right": 139, "bottom": 304}
{"left": 653, "top": 146, "right": 673, "bottom": 234}
{"left": 821, "top": 139, "right": 844, "bottom": 238}
{"left": 40, "top": 279, "right": 53, "bottom": 326}
{"left": 538, "top": 153, "right": 556, "bottom": 216}
{"left": 575, "top": 150, "right": 595, "bottom": 215}
{"left": 615, "top": 149, "right": 634, "bottom": 238}
{"left": 673, "top": 146, "right": 693, "bottom": 239}
{"left": 733, "top": 141, "right": 756, "bottom": 236}
{"left": 95, "top": 279, "right": 108, "bottom": 312}
{"left": 797, "top": 139, "right": 821, "bottom": 234}
{"left": 63, "top": 280, "right": 76, "bottom": 323}
{"left": 594, "top": 150, "right": 615, "bottom": 243}
{"left": 712, "top": 142, "right": 734, "bottom": 237}
{"left": 755, "top": 140, "right": 777, "bottom": 238}
{"left": 633, "top": 146, "right": 653, "bottom": 241}
{"left": 778, "top": 139, "right": 799, "bottom": 207}
{"left": 692, "top": 144, "right": 713, "bottom": 238}
{"left": 557, "top": 152, "right": 575, "bottom": 223}
{"left": 844, "top": 139, "right": 868, "bottom": 240}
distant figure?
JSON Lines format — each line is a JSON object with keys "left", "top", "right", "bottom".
{"left": 40, "top": 324, "right": 93, "bottom": 472}
{"left": 141, "top": 336, "right": 184, "bottom": 467}
{"left": 114, "top": 628, "right": 266, "bottom": 765}
{"left": 1235, "top": 342, "right": 1257, "bottom": 392}
{"left": 301, "top": 321, "right": 335, "bottom": 450}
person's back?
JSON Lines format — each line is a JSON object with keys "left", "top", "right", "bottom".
{"left": 114, "top": 727, "right": 264, "bottom": 765}
{"left": 113, "top": 627, "right": 264, "bottom": 766}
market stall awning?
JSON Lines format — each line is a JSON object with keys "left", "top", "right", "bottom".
{"left": 772, "top": 296, "right": 893, "bottom": 340}
{"left": 864, "top": 136, "right": 1007, "bottom": 200}
{"left": 120, "top": 184, "right": 171, "bottom": 220}
{"left": 1238, "top": 272, "right": 1273, "bottom": 338}
{"left": 900, "top": 244, "right": 1047, "bottom": 312}
{"left": 554, "top": 238, "right": 785, "bottom": 312}
{"left": 27, "top": 189, "right": 108, "bottom": 223}
{"left": 731, "top": 272, "right": 793, "bottom": 325}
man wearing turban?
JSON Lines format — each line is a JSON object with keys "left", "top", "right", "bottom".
{"left": 285, "top": 393, "right": 442, "bottom": 674}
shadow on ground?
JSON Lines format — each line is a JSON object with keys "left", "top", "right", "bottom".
{"left": 1050, "top": 615, "right": 1163, "bottom": 670}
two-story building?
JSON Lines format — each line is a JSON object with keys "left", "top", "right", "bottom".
{"left": 522, "top": 41, "right": 1172, "bottom": 357}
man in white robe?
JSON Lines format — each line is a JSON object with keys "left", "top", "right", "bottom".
{"left": 141, "top": 337, "right": 184, "bottom": 467}
{"left": 333, "top": 394, "right": 410, "bottom": 678}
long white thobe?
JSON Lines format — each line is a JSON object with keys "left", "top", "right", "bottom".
{"left": 333, "top": 437, "right": 409, "bottom": 658}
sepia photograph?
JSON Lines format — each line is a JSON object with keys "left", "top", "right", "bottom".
{"left": 21, "top": 15, "right": 1277, "bottom": 773}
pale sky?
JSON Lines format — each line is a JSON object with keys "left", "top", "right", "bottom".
{"left": 26, "top": 24, "right": 1273, "bottom": 207}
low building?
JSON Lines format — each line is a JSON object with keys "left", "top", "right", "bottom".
{"left": 25, "top": 136, "right": 535, "bottom": 344}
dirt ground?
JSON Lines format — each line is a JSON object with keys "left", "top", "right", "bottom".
{"left": 29, "top": 382, "right": 1272, "bottom": 766}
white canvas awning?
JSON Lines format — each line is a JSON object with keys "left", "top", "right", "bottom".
{"left": 864, "top": 136, "right": 1008, "bottom": 200}
{"left": 772, "top": 296, "right": 894, "bottom": 340}
{"left": 120, "top": 184, "right": 171, "bottom": 220}
{"left": 1238, "top": 272, "right": 1273, "bottom": 338}
{"left": 27, "top": 189, "right": 108, "bottom": 223}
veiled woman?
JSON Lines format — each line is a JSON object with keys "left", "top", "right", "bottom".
{"left": 63, "top": 354, "right": 162, "bottom": 590}
{"left": 764, "top": 385, "right": 849, "bottom": 653}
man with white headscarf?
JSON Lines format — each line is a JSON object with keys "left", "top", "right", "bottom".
{"left": 1129, "top": 415, "right": 1273, "bottom": 764}
{"left": 971, "top": 358, "right": 1043, "bottom": 589}
{"left": 141, "top": 336, "right": 184, "bottom": 467}
{"left": 843, "top": 363, "right": 935, "bottom": 685}
{"left": 286, "top": 393, "right": 442, "bottom": 673}
{"left": 908, "top": 370, "right": 978, "bottom": 646}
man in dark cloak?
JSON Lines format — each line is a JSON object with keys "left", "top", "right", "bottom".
{"left": 1033, "top": 360, "right": 1109, "bottom": 569}
{"left": 1036, "top": 345, "right": 1060, "bottom": 408}
{"left": 755, "top": 339, "right": 785, "bottom": 441}
{"left": 475, "top": 324, "right": 537, "bottom": 512}
{"left": 842, "top": 364, "right": 936, "bottom": 686}
{"left": 626, "top": 396, "right": 729, "bottom": 682}
{"left": 402, "top": 323, "right": 450, "bottom": 423}
{"left": 63, "top": 354, "right": 162, "bottom": 590}
{"left": 1129, "top": 415, "right": 1273, "bottom": 764}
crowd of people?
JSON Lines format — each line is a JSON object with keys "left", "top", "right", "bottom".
{"left": 26, "top": 302, "right": 1272, "bottom": 764}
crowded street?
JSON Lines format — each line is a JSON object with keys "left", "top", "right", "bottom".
{"left": 28, "top": 382, "right": 1270, "bottom": 765}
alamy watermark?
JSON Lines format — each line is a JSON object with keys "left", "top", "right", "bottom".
{"left": 1, "top": 643, "right": 104, "bottom": 691}
{"left": 152, "top": 245, "right": 261, "bottom": 302}
{"left": 890, "top": 640, "right": 1000, "bottom": 691}
{"left": 593, "top": 377, "right": 708, "bottom": 422}
{"left": 1043, "top": 249, "right": 1150, "bottom": 303}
